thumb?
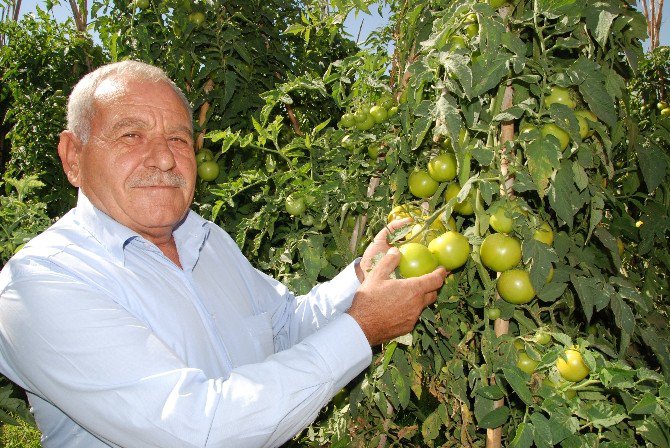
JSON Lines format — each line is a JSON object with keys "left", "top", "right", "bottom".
{"left": 369, "top": 247, "right": 401, "bottom": 279}
{"left": 405, "top": 266, "right": 448, "bottom": 294}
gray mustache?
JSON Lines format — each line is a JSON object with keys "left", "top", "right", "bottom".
{"left": 128, "top": 171, "right": 186, "bottom": 188}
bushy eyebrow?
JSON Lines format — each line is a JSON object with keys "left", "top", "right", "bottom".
{"left": 110, "top": 117, "right": 193, "bottom": 136}
{"left": 111, "top": 117, "right": 150, "bottom": 134}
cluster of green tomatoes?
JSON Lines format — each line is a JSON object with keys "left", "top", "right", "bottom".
{"left": 195, "top": 148, "right": 219, "bottom": 182}
{"left": 338, "top": 94, "right": 399, "bottom": 132}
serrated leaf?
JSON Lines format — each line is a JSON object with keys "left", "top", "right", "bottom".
{"left": 421, "top": 407, "right": 443, "bottom": 441}
{"left": 637, "top": 142, "right": 667, "bottom": 193}
{"left": 571, "top": 276, "right": 606, "bottom": 322}
{"left": 526, "top": 137, "right": 561, "bottom": 196}
{"left": 476, "top": 384, "right": 506, "bottom": 400}
{"left": 610, "top": 294, "right": 635, "bottom": 336}
{"left": 478, "top": 406, "right": 510, "bottom": 429}
{"left": 502, "top": 367, "right": 533, "bottom": 406}
{"left": 549, "top": 160, "right": 583, "bottom": 228}
{"left": 629, "top": 393, "right": 658, "bottom": 415}
{"left": 510, "top": 422, "right": 534, "bottom": 448}
{"left": 530, "top": 412, "right": 553, "bottom": 448}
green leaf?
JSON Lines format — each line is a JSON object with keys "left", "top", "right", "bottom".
{"left": 636, "top": 141, "right": 667, "bottom": 193}
{"left": 571, "top": 275, "right": 608, "bottom": 322}
{"left": 476, "top": 384, "right": 506, "bottom": 401}
{"left": 530, "top": 412, "right": 553, "bottom": 448}
{"left": 525, "top": 136, "right": 561, "bottom": 196}
{"left": 571, "top": 58, "right": 617, "bottom": 127}
{"left": 502, "top": 367, "right": 533, "bottom": 406}
{"left": 549, "top": 160, "right": 583, "bottom": 228}
{"left": 471, "top": 53, "right": 510, "bottom": 98}
{"left": 478, "top": 406, "right": 510, "bottom": 429}
{"left": 629, "top": 393, "right": 658, "bottom": 415}
{"left": 610, "top": 294, "right": 635, "bottom": 336}
{"left": 582, "top": 401, "right": 627, "bottom": 428}
{"left": 421, "top": 407, "right": 443, "bottom": 441}
{"left": 510, "top": 422, "right": 534, "bottom": 448}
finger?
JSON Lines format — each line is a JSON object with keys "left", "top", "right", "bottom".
{"left": 369, "top": 247, "right": 401, "bottom": 279}
{"left": 405, "top": 266, "right": 448, "bottom": 293}
{"left": 386, "top": 217, "right": 413, "bottom": 233}
{"left": 422, "top": 291, "right": 438, "bottom": 307}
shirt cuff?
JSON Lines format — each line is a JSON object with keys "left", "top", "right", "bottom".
{"left": 304, "top": 313, "right": 372, "bottom": 391}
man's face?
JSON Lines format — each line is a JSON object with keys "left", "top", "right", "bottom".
{"left": 73, "top": 78, "right": 197, "bottom": 242}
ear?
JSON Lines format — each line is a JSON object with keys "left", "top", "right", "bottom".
{"left": 57, "top": 130, "right": 83, "bottom": 187}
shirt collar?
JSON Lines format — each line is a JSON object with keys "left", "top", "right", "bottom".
{"left": 73, "top": 189, "right": 210, "bottom": 268}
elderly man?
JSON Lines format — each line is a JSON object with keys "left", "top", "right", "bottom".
{"left": 0, "top": 60, "right": 446, "bottom": 447}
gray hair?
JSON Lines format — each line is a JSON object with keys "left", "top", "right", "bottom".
{"left": 67, "top": 60, "right": 193, "bottom": 143}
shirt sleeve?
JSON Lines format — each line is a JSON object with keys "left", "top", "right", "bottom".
{"left": 0, "top": 273, "right": 371, "bottom": 448}
{"left": 253, "top": 259, "right": 364, "bottom": 350}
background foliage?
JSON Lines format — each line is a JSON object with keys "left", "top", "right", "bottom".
{"left": 0, "top": 0, "right": 669, "bottom": 446}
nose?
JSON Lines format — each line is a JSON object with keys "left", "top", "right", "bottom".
{"left": 145, "top": 136, "right": 176, "bottom": 171}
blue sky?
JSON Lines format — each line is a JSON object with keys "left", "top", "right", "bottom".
{"left": 16, "top": 0, "right": 670, "bottom": 49}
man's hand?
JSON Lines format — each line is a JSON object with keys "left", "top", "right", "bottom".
{"left": 348, "top": 247, "right": 447, "bottom": 346}
{"left": 355, "top": 218, "right": 411, "bottom": 283}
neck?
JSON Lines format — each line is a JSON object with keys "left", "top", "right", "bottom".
{"left": 154, "top": 235, "right": 182, "bottom": 268}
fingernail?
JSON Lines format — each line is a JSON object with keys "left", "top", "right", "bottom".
{"left": 387, "top": 247, "right": 399, "bottom": 255}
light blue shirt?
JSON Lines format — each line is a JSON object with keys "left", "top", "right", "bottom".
{"left": 0, "top": 191, "right": 372, "bottom": 447}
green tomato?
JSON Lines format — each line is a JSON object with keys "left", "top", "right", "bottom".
{"left": 195, "top": 148, "right": 214, "bottom": 164}
{"left": 367, "top": 142, "right": 381, "bottom": 159}
{"left": 662, "top": 108, "right": 670, "bottom": 117}
{"left": 544, "top": 86, "right": 576, "bottom": 109}
{"left": 480, "top": 233, "right": 522, "bottom": 272}
{"left": 533, "top": 221, "right": 554, "bottom": 246}
{"left": 369, "top": 105, "right": 388, "bottom": 124}
{"left": 387, "top": 106, "right": 399, "bottom": 117}
{"left": 197, "top": 160, "right": 219, "bottom": 182}
{"left": 575, "top": 110, "right": 597, "bottom": 137}
{"left": 427, "top": 230, "right": 470, "bottom": 271}
{"left": 408, "top": 170, "right": 439, "bottom": 199}
{"left": 352, "top": 109, "right": 366, "bottom": 123}
{"left": 517, "top": 352, "right": 539, "bottom": 374}
{"left": 378, "top": 94, "right": 395, "bottom": 109}
{"left": 444, "top": 183, "right": 474, "bottom": 215}
{"left": 398, "top": 243, "right": 439, "bottom": 278}
{"left": 428, "top": 153, "right": 458, "bottom": 182}
{"left": 340, "top": 113, "right": 356, "bottom": 128}
{"left": 556, "top": 349, "right": 590, "bottom": 382}
{"left": 285, "top": 194, "right": 306, "bottom": 216}
{"left": 657, "top": 101, "right": 668, "bottom": 110}
{"left": 188, "top": 11, "right": 206, "bottom": 26}
{"left": 535, "top": 331, "right": 552, "bottom": 345}
{"left": 497, "top": 269, "right": 535, "bottom": 304}
{"left": 449, "top": 35, "right": 467, "bottom": 50}
{"left": 489, "top": 206, "right": 514, "bottom": 234}
{"left": 487, "top": 307, "right": 501, "bottom": 320}
{"left": 541, "top": 123, "right": 570, "bottom": 150}
{"left": 464, "top": 22, "right": 478, "bottom": 39}
{"left": 134, "top": 0, "right": 150, "bottom": 9}
{"left": 355, "top": 114, "right": 375, "bottom": 131}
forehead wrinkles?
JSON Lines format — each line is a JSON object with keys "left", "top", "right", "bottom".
{"left": 94, "top": 78, "right": 193, "bottom": 126}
